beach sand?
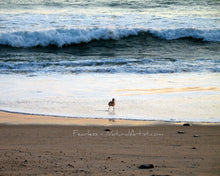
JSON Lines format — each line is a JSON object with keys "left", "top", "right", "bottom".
{"left": 0, "top": 111, "right": 220, "bottom": 176}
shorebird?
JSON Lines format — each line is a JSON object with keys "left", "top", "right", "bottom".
{"left": 108, "top": 98, "right": 116, "bottom": 111}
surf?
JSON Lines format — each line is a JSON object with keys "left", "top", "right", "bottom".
{"left": 0, "top": 28, "right": 220, "bottom": 48}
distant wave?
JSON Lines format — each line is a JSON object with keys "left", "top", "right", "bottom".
{"left": 0, "top": 28, "right": 219, "bottom": 48}
{"left": 1, "top": 57, "right": 219, "bottom": 74}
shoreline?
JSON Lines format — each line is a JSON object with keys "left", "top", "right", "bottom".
{"left": 1, "top": 73, "right": 219, "bottom": 123}
{"left": 0, "top": 110, "right": 219, "bottom": 126}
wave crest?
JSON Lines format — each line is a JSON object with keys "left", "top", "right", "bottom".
{"left": 0, "top": 28, "right": 219, "bottom": 48}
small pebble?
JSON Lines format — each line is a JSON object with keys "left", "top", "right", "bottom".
{"left": 138, "top": 164, "right": 155, "bottom": 169}
{"left": 177, "top": 131, "right": 184, "bottom": 134}
{"left": 67, "top": 164, "right": 74, "bottom": 168}
{"left": 183, "top": 123, "right": 192, "bottom": 126}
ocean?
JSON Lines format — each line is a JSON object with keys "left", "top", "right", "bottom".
{"left": 0, "top": 0, "right": 220, "bottom": 122}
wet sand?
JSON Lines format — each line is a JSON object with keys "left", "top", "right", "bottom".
{"left": 1, "top": 73, "right": 219, "bottom": 122}
{"left": 0, "top": 111, "right": 220, "bottom": 176}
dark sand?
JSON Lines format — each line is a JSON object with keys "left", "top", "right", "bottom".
{"left": 0, "top": 111, "right": 220, "bottom": 176}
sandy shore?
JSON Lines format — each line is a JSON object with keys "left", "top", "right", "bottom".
{"left": 0, "top": 111, "right": 220, "bottom": 176}
{"left": 0, "top": 110, "right": 168, "bottom": 126}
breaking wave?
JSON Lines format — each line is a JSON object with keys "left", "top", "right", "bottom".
{"left": 0, "top": 28, "right": 219, "bottom": 48}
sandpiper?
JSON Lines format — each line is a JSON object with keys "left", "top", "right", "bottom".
{"left": 108, "top": 98, "right": 116, "bottom": 111}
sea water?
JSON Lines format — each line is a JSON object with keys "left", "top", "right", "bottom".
{"left": 0, "top": 0, "right": 220, "bottom": 122}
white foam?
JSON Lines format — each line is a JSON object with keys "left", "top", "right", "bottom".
{"left": 151, "top": 28, "right": 220, "bottom": 41}
{"left": 0, "top": 27, "right": 219, "bottom": 48}
{"left": 0, "top": 28, "right": 139, "bottom": 47}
